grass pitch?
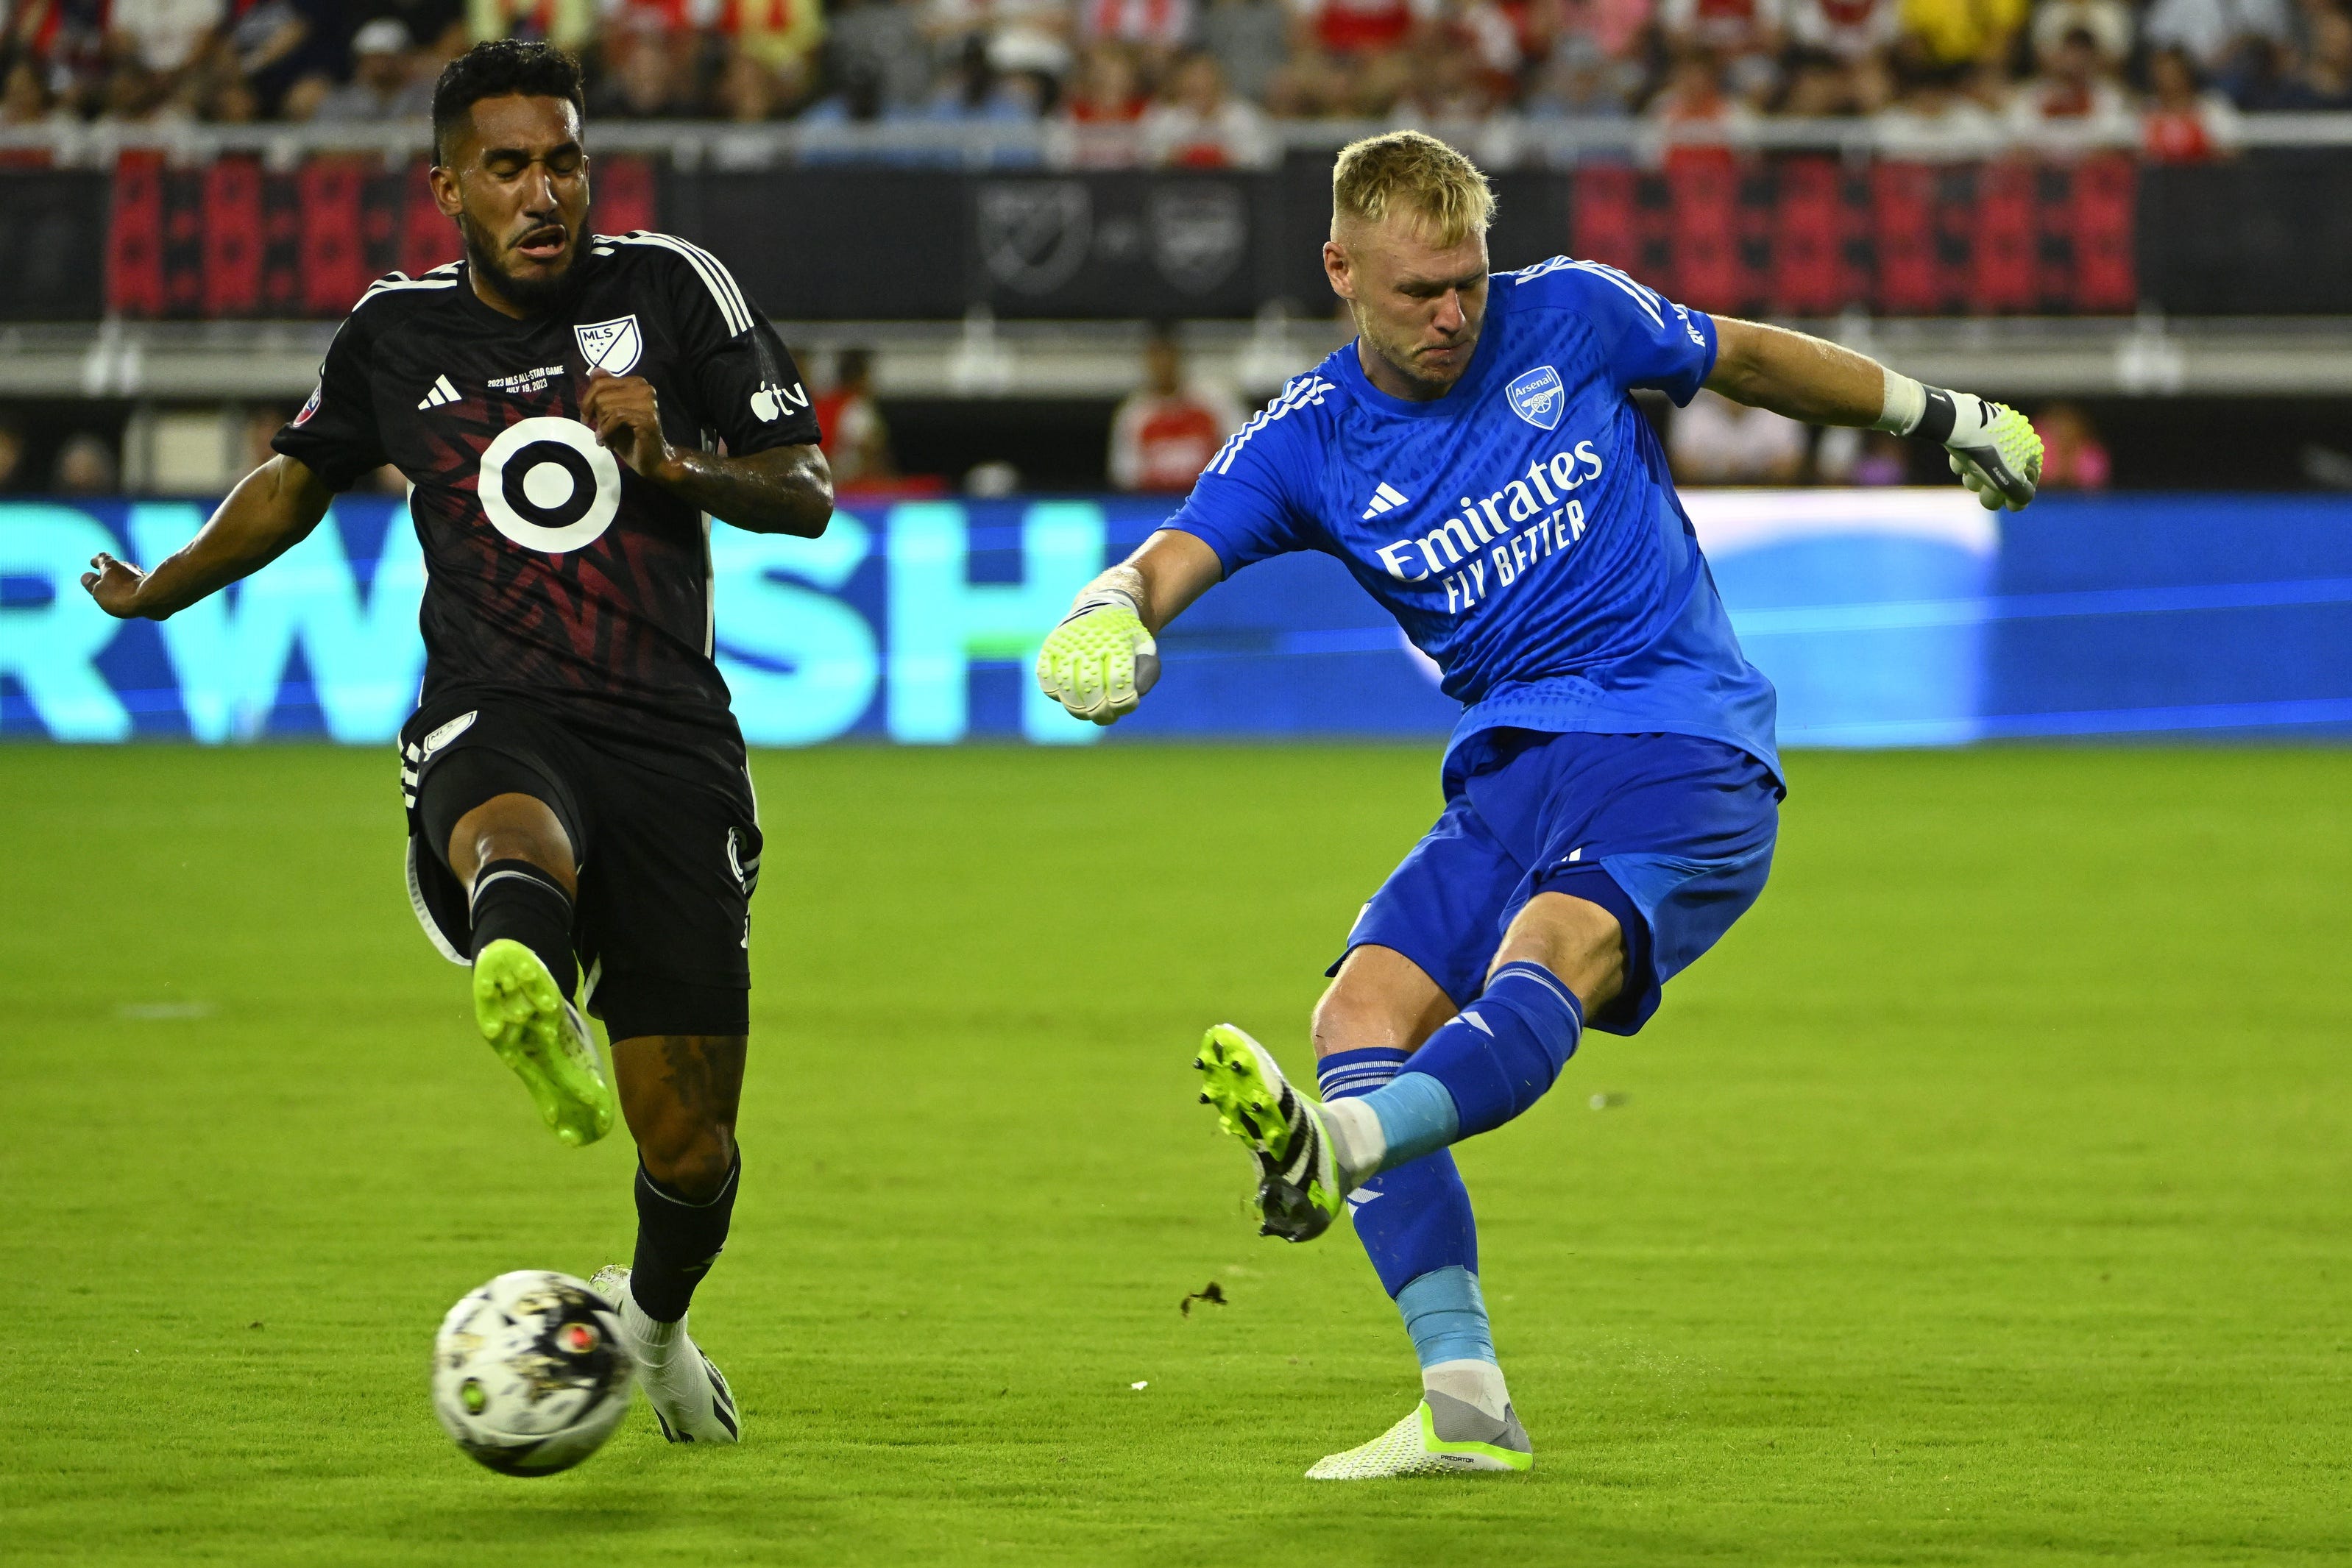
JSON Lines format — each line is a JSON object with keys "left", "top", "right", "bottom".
{"left": 3, "top": 742, "right": 2348, "bottom": 1565}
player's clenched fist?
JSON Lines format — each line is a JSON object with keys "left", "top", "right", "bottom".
{"left": 1941, "top": 396, "right": 2044, "bottom": 512}
{"left": 1036, "top": 586, "right": 1160, "bottom": 725}
{"left": 580, "top": 369, "right": 676, "bottom": 480}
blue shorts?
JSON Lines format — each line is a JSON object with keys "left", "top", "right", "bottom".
{"left": 1332, "top": 730, "right": 1780, "bottom": 1035}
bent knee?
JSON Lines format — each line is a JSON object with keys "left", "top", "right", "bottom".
{"left": 640, "top": 1121, "right": 737, "bottom": 1200}
{"left": 1311, "top": 947, "right": 1457, "bottom": 1058}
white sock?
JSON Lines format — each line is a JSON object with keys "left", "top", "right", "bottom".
{"left": 1317, "top": 1096, "right": 1387, "bottom": 1188}
{"left": 1423, "top": 1358, "right": 1511, "bottom": 1421}
{"left": 620, "top": 1288, "right": 684, "bottom": 1359}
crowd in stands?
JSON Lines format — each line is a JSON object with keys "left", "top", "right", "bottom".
{"left": 2, "top": 0, "right": 2347, "bottom": 163}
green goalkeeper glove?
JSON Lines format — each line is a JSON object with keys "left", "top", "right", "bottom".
{"left": 1036, "top": 586, "right": 1160, "bottom": 726}
{"left": 1879, "top": 377, "right": 2045, "bottom": 511}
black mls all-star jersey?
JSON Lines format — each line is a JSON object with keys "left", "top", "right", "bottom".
{"left": 273, "top": 230, "right": 820, "bottom": 744}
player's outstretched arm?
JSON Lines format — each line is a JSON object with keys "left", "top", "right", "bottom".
{"left": 1704, "top": 317, "right": 2044, "bottom": 511}
{"left": 1036, "top": 528, "right": 1222, "bottom": 725}
{"left": 79, "top": 453, "right": 336, "bottom": 620}
{"left": 580, "top": 369, "right": 832, "bottom": 537}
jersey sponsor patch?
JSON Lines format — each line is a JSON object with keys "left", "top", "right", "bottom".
{"left": 1506, "top": 365, "right": 1565, "bottom": 430}
{"left": 748, "top": 379, "right": 810, "bottom": 423}
{"left": 479, "top": 416, "right": 623, "bottom": 554}
{"left": 574, "top": 315, "right": 643, "bottom": 376}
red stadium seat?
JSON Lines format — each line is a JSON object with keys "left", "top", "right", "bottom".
{"left": 201, "top": 156, "right": 265, "bottom": 319}
{"left": 2071, "top": 155, "right": 2138, "bottom": 313}
{"left": 1570, "top": 164, "right": 1643, "bottom": 276}
{"left": 1666, "top": 163, "right": 1744, "bottom": 314}
{"left": 1972, "top": 160, "right": 2038, "bottom": 315}
{"left": 1871, "top": 161, "right": 1941, "bottom": 315}
{"left": 595, "top": 154, "right": 659, "bottom": 239}
{"left": 107, "top": 152, "right": 166, "bottom": 319}
{"left": 399, "top": 160, "right": 458, "bottom": 282}
{"left": 297, "top": 157, "right": 374, "bottom": 317}
{"left": 1770, "top": 156, "right": 1865, "bottom": 316}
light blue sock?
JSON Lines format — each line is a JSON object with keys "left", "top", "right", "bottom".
{"left": 1395, "top": 1265, "right": 1495, "bottom": 1368}
{"left": 1356, "top": 1070, "right": 1459, "bottom": 1169}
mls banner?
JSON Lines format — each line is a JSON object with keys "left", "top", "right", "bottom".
{"left": 3, "top": 492, "right": 2349, "bottom": 745}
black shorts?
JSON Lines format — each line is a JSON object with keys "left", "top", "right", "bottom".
{"left": 398, "top": 697, "right": 763, "bottom": 1040}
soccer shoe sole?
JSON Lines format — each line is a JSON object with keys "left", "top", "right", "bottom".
{"left": 1305, "top": 1402, "right": 1534, "bottom": 1480}
{"left": 1194, "top": 1023, "right": 1341, "bottom": 1243}
{"left": 590, "top": 1265, "right": 741, "bottom": 1445}
{"left": 472, "top": 939, "right": 614, "bottom": 1148}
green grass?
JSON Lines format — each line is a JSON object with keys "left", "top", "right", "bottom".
{"left": 3, "top": 743, "right": 2349, "bottom": 1565}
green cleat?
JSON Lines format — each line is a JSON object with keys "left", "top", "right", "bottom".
{"left": 1305, "top": 1396, "right": 1534, "bottom": 1480}
{"left": 1194, "top": 1024, "right": 1345, "bottom": 1242}
{"left": 472, "top": 939, "right": 614, "bottom": 1148}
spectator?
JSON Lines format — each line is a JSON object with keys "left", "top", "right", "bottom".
{"left": 1786, "top": 0, "right": 1899, "bottom": 62}
{"left": 920, "top": 31, "right": 1051, "bottom": 138}
{"left": 1108, "top": 325, "right": 1241, "bottom": 492}
{"left": 2008, "top": 24, "right": 2135, "bottom": 140}
{"left": 1874, "top": 59, "right": 2001, "bottom": 155}
{"left": 2290, "top": 4, "right": 2352, "bottom": 107}
{"left": 53, "top": 433, "right": 118, "bottom": 494}
{"left": 224, "top": 0, "right": 347, "bottom": 114}
{"left": 469, "top": 0, "right": 597, "bottom": 49}
{"left": 825, "top": 0, "right": 934, "bottom": 111}
{"left": 927, "top": 0, "right": 1078, "bottom": 81}
{"left": 1648, "top": 48, "right": 1757, "bottom": 167}
{"left": 2143, "top": 44, "right": 2239, "bottom": 158}
{"left": 2034, "top": 401, "right": 2110, "bottom": 487}
{"left": 0, "top": 55, "right": 65, "bottom": 129}
{"left": 2142, "top": 0, "right": 2293, "bottom": 74}
{"left": 110, "top": 0, "right": 225, "bottom": 78}
{"left": 587, "top": 10, "right": 695, "bottom": 118}
{"left": 0, "top": 417, "right": 25, "bottom": 491}
{"left": 1142, "top": 49, "right": 1274, "bottom": 163}
{"left": 15, "top": 0, "right": 111, "bottom": 118}
{"left": 1055, "top": 38, "right": 1147, "bottom": 160}
{"left": 813, "top": 349, "right": 896, "bottom": 486}
{"left": 1525, "top": 31, "right": 1636, "bottom": 118}
{"left": 379, "top": 0, "right": 469, "bottom": 59}
{"left": 721, "top": 0, "right": 829, "bottom": 109}
{"left": 1660, "top": 0, "right": 1782, "bottom": 60}
{"left": 713, "top": 42, "right": 782, "bottom": 115}
{"left": 1199, "top": 0, "right": 1286, "bottom": 99}
{"left": 1897, "top": 0, "right": 2025, "bottom": 65}
{"left": 1556, "top": 0, "right": 1656, "bottom": 63}
{"left": 314, "top": 18, "right": 436, "bottom": 120}
{"left": 1289, "top": 0, "right": 1438, "bottom": 60}
{"left": 1081, "top": 0, "right": 1198, "bottom": 83}
{"left": 2029, "top": 0, "right": 2130, "bottom": 69}
{"left": 1668, "top": 389, "right": 1806, "bottom": 483}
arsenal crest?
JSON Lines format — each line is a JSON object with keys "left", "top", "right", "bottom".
{"left": 574, "top": 315, "right": 643, "bottom": 376}
{"left": 1506, "top": 365, "right": 1565, "bottom": 431}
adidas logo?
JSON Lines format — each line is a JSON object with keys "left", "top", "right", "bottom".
{"left": 1359, "top": 481, "right": 1410, "bottom": 519}
{"left": 415, "top": 374, "right": 460, "bottom": 411}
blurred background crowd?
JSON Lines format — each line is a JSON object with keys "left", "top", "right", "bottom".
{"left": 4, "top": 0, "right": 2345, "bottom": 162}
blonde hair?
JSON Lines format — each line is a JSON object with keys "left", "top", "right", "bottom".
{"left": 1331, "top": 130, "right": 1496, "bottom": 246}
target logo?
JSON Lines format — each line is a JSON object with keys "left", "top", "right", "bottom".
{"left": 480, "top": 416, "right": 623, "bottom": 554}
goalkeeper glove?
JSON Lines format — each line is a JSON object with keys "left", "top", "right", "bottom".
{"left": 1877, "top": 376, "right": 2045, "bottom": 511}
{"left": 1035, "top": 586, "right": 1159, "bottom": 725}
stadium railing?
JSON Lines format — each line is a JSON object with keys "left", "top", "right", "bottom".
{"left": 4, "top": 118, "right": 2352, "bottom": 322}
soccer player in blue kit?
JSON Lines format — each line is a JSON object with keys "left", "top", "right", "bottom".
{"left": 1036, "top": 131, "right": 2045, "bottom": 1480}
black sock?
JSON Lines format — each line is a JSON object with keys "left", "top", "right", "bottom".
{"left": 469, "top": 859, "right": 577, "bottom": 999}
{"left": 631, "top": 1154, "right": 740, "bottom": 1322}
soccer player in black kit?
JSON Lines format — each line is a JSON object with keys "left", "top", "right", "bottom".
{"left": 78, "top": 40, "right": 830, "bottom": 1445}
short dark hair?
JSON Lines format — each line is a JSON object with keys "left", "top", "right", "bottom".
{"left": 431, "top": 40, "right": 586, "bottom": 166}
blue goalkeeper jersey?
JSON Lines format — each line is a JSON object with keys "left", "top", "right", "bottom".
{"left": 1166, "top": 256, "right": 1781, "bottom": 788}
